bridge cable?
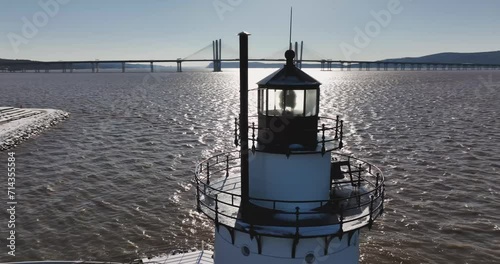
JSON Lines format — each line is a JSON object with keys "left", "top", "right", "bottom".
{"left": 182, "top": 43, "right": 214, "bottom": 61}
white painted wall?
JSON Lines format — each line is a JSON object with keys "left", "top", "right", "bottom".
{"left": 215, "top": 227, "right": 360, "bottom": 264}
{"left": 248, "top": 151, "right": 331, "bottom": 211}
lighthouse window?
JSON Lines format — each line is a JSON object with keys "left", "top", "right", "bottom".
{"left": 279, "top": 90, "right": 297, "bottom": 114}
{"left": 279, "top": 90, "right": 305, "bottom": 116}
{"left": 264, "top": 89, "right": 311, "bottom": 116}
{"left": 267, "top": 89, "right": 283, "bottom": 116}
{"left": 290, "top": 89, "right": 305, "bottom": 116}
{"left": 258, "top": 88, "right": 266, "bottom": 114}
{"left": 305, "top": 89, "right": 318, "bottom": 116}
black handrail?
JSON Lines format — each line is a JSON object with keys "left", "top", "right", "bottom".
{"left": 234, "top": 116, "right": 345, "bottom": 155}
{"left": 196, "top": 151, "right": 383, "bottom": 203}
{"left": 194, "top": 150, "right": 385, "bottom": 238}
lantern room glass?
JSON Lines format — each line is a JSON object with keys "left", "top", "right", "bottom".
{"left": 259, "top": 88, "right": 318, "bottom": 117}
{"left": 305, "top": 89, "right": 318, "bottom": 116}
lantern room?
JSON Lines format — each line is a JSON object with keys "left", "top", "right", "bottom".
{"left": 256, "top": 50, "right": 321, "bottom": 152}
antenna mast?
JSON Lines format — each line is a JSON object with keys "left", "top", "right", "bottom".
{"left": 289, "top": 7, "right": 293, "bottom": 50}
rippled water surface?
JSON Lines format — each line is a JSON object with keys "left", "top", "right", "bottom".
{"left": 0, "top": 70, "right": 499, "bottom": 263}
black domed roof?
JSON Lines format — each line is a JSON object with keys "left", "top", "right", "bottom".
{"left": 257, "top": 51, "right": 321, "bottom": 88}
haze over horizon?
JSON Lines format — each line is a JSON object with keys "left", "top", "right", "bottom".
{"left": 1, "top": 0, "right": 500, "bottom": 62}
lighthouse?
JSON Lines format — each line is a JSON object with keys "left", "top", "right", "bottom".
{"left": 194, "top": 33, "right": 385, "bottom": 264}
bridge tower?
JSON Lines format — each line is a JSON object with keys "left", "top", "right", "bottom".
{"left": 293, "top": 41, "right": 304, "bottom": 69}
{"left": 213, "top": 39, "right": 222, "bottom": 72}
{"left": 177, "top": 59, "right": 183, "bottom": 72}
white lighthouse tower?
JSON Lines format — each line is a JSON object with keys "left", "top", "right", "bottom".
{"left": 192, "top": 33, "right": 385, "bottom": 264}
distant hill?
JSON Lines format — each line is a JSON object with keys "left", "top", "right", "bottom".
{"left": 0, "top": 59, "right": 32, "bottom": 63}
{"left": 382, "top": 51, "right": 500, "bottom": 64}
{"left": 208, "top": 51, "right": 500, "bottom": 69}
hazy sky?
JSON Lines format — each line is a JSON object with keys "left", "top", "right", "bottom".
{"left": 1, "top": 0, "right": 499, "bottom": 61}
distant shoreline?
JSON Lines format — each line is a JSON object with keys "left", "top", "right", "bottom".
{"left": 2, "top": 50, "right": 500, "bottom": 71}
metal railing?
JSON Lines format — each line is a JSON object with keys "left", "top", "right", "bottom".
{"left": 194, "top": 150, "right": 385, "bottom": 239}
{"left": 234, "top": 115, "right": 344, "bottom": 155}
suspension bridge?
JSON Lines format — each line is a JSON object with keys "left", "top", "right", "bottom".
{"left": 1, "top": 39, "right": 500, "bottom": 73}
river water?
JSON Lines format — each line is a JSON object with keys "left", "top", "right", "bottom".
{"left": 0, "top": 70, "right": 499, "bottom": 263}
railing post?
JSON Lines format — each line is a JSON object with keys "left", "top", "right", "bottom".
{"left": 368, "top": 195, "right": 374, "bottom": 229}
{"left": 215, "top": 194, "right": 219, "bottom": 224}
{"left": 196, "top": 179, "right": 201, "bottom": 212}
{"left": 206, "top": 162, "right": 210, "bottom": 185}
{"left": 339, "top": 120, "right": 344, "bottom": 149}
{"left": 234, "top": 118, "right": 239, "bottom": 147}
{"left": 357, "top": 164, "right": 362, "bottom": 187}
{"left": 381, "top": 184, "right": 385, "bottom": 214}
{"left": 347, "top": 156, "right": 354, "bottom": 186}
{"left": 251, "top": 122, "right": 256, "bottom": 153}
{"left": 340, "top": 205, "right": 344, "bottom": 222}
{"left": 339, "top": 205, "right": 344, "bottom": 234}
{"left": 321, "top": 124, "right": 326, "bottom": 155}
{"left": 334, "top": 115, "right": 339, "bottom": 139}
{"left": 375, "top": 173, "right": 380, "bottom": 196}
{"left": 224, "top": 155, "right": 228, "bottom": 177}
